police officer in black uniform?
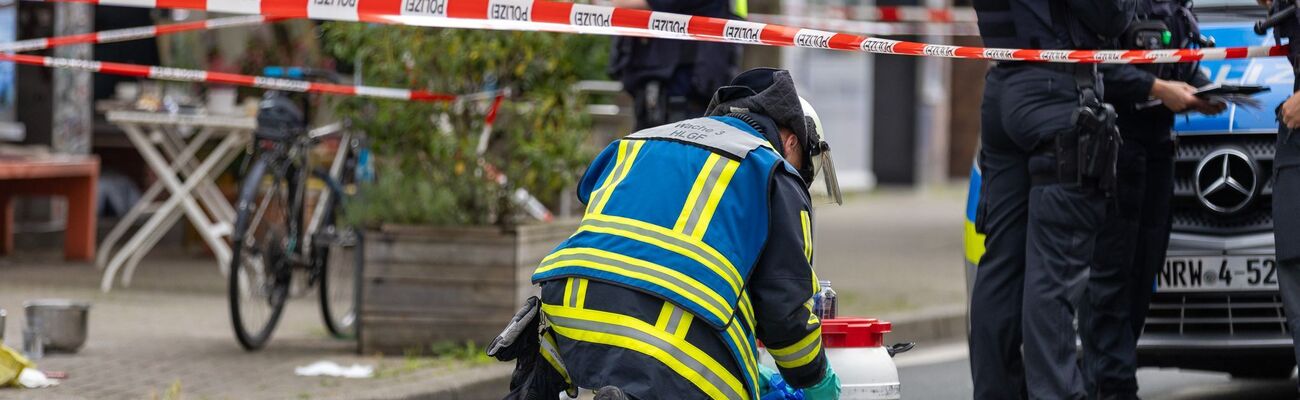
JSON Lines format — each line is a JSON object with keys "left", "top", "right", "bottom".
{"left": 1277, "top": 71, "right": 1300, "bottom": 395}
{"left": 1264, "top": 0, "right": 1300, "bottom": 392}
{"left": 607, "top": 0, "right": 744, "bottom": 130}
{"left": 969, "top": 0, "right": 1135, "bottom": 398}
{"left": 1079, "top": 2, "right": 1225, "bottom": 397}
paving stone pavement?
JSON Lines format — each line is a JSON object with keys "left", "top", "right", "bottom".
{"left": 0, "top": 252, "right": 509, "bottom": 400}
{"left": 813, "top": 184, "right": 969, "bottom": 318}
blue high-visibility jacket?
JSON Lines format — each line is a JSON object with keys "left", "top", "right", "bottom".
{"left": 533, "top": 116, "right": 824, "bottom": 400}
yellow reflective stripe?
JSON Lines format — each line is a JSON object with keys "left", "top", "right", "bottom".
{"left": 580, "top": 213, "right": 742, "bottom": 293}
{"left": 964, "top": 220, "right": 987, "bottom": 265}
{"left": 738, "top": 295, "right": 755, "bottom": 328}
{"left": 655, "top": 302, "right": 676, "bottom": 331}
{"left": 768, "top": 328, "right": 823, "bottom": 369}
{"left": 723, "top": 321, "right": 758, "bottom": 397}
{"left": 656, "top": 303, "right": 695, "bottom": 339}
{"left": 675, "top": 313, "right": 694, "bottom": 339}
{"left": 799, "top": 211, "right": 813, "bottom": 263}
{"left": 539, "top": 330, "right": 573, "bottom": 387}
{"left": 564, "top": 278, "right": 577, "bottom": 308}
{"left": 538, "top": 248, "right": 731, "bottom": 323}
{"left": 587, "top": 141, "right": 629, "bottom": 213}
{"left": 727, "top": 296, "right": 759, "bottom": 396}
{"left": 691, "top": 159, "right": 741, "bottom": 239}
{"left": 675, "top": 154, "right": 722, "bottom": 231}
{"left": 544, "top": 304, "right": 748, "bottom": 400}
{"left": 575, "top": 278, "right": 589, "bottom": 309}
{"left": 591, "top": 141, "right": 645, "bottom": 215}
{"left": 731, "top": 0, "right": 747, "bottom": 18}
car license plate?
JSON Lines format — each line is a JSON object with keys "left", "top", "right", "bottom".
{"left": 1157, "top": 256, "right": 1279, "bottom": 292}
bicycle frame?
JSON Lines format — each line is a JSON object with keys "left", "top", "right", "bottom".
{"left": 304, "top": 122, "right": 357, "bottom": 250}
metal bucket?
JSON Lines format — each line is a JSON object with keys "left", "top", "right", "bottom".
{"left": 24, "top": 300, "right": 90, "bottom": 353}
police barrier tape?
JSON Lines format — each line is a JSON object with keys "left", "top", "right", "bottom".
{"left": 26, "top": 0, "right": 1285, "bottom": 64}
{"left": 0, "top": 15, "right": 286, "bottom": 53}
{"left": 749, "top": 14, "right": 980, "bottom": 37}
{"left": 0, "top": 53, "right": 459, "bottom": 102}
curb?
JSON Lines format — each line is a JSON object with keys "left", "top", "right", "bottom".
{"left": 882, "top": 304, "right": 967, "bottom": 346}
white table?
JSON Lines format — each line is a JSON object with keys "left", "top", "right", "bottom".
{"left": 98, "top": 111, "right": 255, "bottom": 292}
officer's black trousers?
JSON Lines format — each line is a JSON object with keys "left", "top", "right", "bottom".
{"left": 1077, "top": 118, "right": 1176, "bottom": 398}
{"left": 1274, "top": 125, "right": 1300, "bottom": 392}
{"left": 970, "top": 66, "right": 1106, "bottom": 400}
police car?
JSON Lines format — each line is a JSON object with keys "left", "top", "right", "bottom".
{"left": 964, "top": 0, "right": 1297, "bottom": 379}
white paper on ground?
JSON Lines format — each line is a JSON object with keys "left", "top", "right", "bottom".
{"left": 294, "top": 361, "right": 374, "bottom": 379}
{"left": 17, "top": 369, "right": 59, "bottom": 388}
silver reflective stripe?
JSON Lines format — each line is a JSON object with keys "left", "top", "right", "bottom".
{"left": 581, "top": 218, "right": 738, "bottom": 287}
{"left": 665, "top": 305, "right": 685, "bottom": 334}
{"left": 542, "top": 252, "right": 730, "bottom": 323}
{"left": 567, "top": 279, "right": 580, "bottom": 307}
{"left": 627, "top": 117, "right": 769, "bottom": 160}
{"left": 682, "top": 159, "right": 731, "bottom": 237}
{"left": 770, "top": 336, "right": 821, "bottom": 366}
{"left": 547, "top": 314, "right": 745, "bottom": 400}
{"left": 539, "top": 332, "right": 570, "bottom": 377}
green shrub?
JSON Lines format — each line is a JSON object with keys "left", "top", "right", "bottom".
{"left": 321, "top": 24, "right": 607, "bottom": 226}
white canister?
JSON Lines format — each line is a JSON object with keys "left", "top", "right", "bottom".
{"left": 759, "top": 318, "right": 901, "bottom": 400}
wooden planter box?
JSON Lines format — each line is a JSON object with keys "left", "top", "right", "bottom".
{"left": 359, "top": 221, "right": 578, "bottom": 354}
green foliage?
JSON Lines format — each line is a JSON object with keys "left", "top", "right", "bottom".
{"left": 322, "top": 24, "right": 608, "bottom": 226}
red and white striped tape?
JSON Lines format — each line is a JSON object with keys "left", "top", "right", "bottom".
{"left": 1, "top": 15, "right": 283, "bottom": 53}
{"left": 749, "top": 14, "right": 980, "bottom": 37}
{"left": 787, "top": 4, "right": 976, "bottom": 23}
{"left": 27, "top": 0, "right": 1283, "bottom": 64}
{"left": 0, "top": 53, "right": 459, "bottom": 102}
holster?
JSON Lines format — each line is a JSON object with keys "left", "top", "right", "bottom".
{"left": 488, "top": 297, "right": 577, "bottom": 400}
{"left": 1073, "top": 103, "right": 1123, "bottom": 196}
{"left": 1034, "top": 66, "right": 1122, "bottom": 197}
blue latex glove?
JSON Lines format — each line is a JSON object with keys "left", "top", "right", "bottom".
{"left": 799, "top": 365, "right": 842, "bottom": 400}
{"left": 758, "top": 365, "right": 804, "bottom": 400}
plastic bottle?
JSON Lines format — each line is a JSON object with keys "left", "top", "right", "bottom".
{"left": 815, "top": 280, "right": 837, "bottom": 321}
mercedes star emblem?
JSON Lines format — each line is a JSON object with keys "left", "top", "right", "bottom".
{"left": 1194, "top": 148, "right": 1258, "bottom": 214}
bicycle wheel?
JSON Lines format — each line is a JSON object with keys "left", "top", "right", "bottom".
{"left": 313, "top": 172, "right": 362, "bottom": 338}
{"left": 229, "top": 154, "right": 293, "bottom": 351}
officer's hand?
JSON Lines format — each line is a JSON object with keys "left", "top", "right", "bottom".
{"left": 1151, "top": 79, "right": 1199, "bottom": 113}
{"left": 1191, "top": 98, "right": 1227, "bottom": 116}
{"left": 1282, "top": 92, "right": 1300, "bottom": 128}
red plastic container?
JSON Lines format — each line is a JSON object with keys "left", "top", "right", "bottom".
{"left": 820, "top": 318, "right": 893, "bottom": 348}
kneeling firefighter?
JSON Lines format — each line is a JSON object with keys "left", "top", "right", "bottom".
{"left": 488, "top": 67, "right": 843, "bottom": 400}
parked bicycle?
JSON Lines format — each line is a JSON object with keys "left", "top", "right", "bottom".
{"left": 229, "top": 67, "right": 368, "bottom": 350}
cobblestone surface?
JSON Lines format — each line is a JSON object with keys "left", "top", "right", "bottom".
{"left": 0, "top": 252, "right": 509, "bottom": 400}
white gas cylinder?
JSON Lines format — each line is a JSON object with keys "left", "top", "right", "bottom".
{"left": 758, "top": 318, "right": 901, "bottom": 400}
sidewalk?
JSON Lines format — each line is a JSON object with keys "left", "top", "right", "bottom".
{"left": 0, "top": 252, "right": 510, "bottom": 400}
{"left": 815, "top": 184, "right": 969, "bottom": 322}
{"left": 0, "top": 184, "right": 971, "bottom": 399}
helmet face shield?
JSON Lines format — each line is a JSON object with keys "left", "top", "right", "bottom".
{"left": 800, "top": 102, "right": 842, "bottom": 206}
{"left": 810, "top": 141, "right": 843, "bottom": 205}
